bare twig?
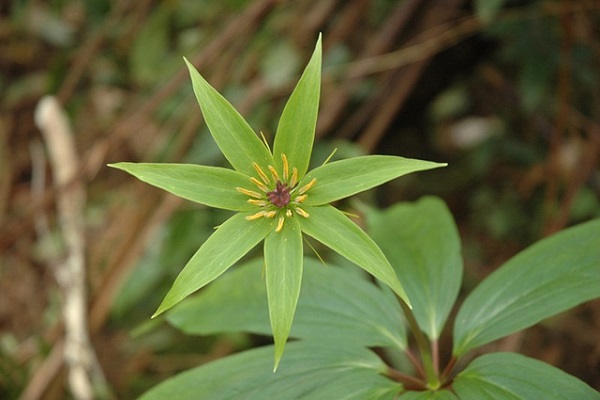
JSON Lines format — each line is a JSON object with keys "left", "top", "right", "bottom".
{"left": 32, "top": 96, "right": 107, "bottom": 400}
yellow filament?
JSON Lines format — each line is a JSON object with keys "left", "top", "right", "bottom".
{"left": 275, "top": 216, "right": 285, "bottom": 232}
{"left": 281, "top": 154, "right": 289, "bottom": 180}
{"left": 250, "top": 177, "right": 269, "bottom": 193}
{"left": 298, "top": 178, "right": 317, "bottom": 195}
{"left": 246, "top": 211, "right": 267, "bottom": 220}
{"left": 236, "top": 187, "right": 263, "bottom": 199}
{"left": 252, "top": 162, "right": 270, "bottom": 185}
{"left": 294, "top": 194, "right": 307, "bottom": 203}
{"left": 290, "top": 167, "right": 298, "bottom": 188}
{"left": 268, "top": 165, "right": 280, "bottom": 182}
{"left": 247, "top": 199, "right": 268, "bottom": 207}
{"left": 295, "top": 207, "right": 310, "bottom": 218}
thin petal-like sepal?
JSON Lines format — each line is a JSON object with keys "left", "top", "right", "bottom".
{"left": 301, "top": 155, "right": 447, "bottom": 206}
{"left": 109, "top": 162, "right": 255, "bottom": 211}
{"left": 300, "top": 205, "right": 411, "bottom": 306}
{"left": 264, "top": 217, "right": 303, "bottom": 371}
{"left": 153, "top": 213, "right": 273, "bottom": 317}
{"left": 272, "top": 35, "right": 322, "bottom": 178}
{"left": 184, "top": 58, "right": 274, "bottom": 175}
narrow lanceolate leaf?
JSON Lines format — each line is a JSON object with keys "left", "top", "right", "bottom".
{"left": 302, "top": 156, "right": 446, "bottom": 206}
{"left": 367, "top": 197, "right": 462, "bottom": 341}
{"left": 272, "top": 34, "right": 321, "bottom": 178}
{"left": 153, "top": 213, "right": 273, "bottom": 317}
{"left": 454, "top": 353, "right": 600, "bottom": 399}
{"left": 264, "top": 217, "right": 303, "bottom": 371}
{"left": 184, "top": 58, "right": 274, "bottom": 175}
{"left": 109, "top": 163, "right": 254, "bottom": 211}
{"left": 453, "top": 218, "right": 600, "bottom": 356}
{"left": 300, "top": 205, "right": 411, "bottom": 306}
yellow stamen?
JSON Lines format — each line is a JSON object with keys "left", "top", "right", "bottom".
{"left": 259, "top": 131, "right": 272, "bottom": 153}
{"left": 298, "top": 178, "right": 317, "bottom": 195}
{"left": 290, "top": 167, "right": 298, "bottom": 188}
{"left": 237, "top": 187, "right": 263, "bottom": 199}
{"left": 285, "top": 209, "right": 293, "bottom": 218}
{"left": 250, "top": 177, "right": 270, "bottom": 193}
{"left": 281, "top": 154, "right": 289, "bottom": 180}
{"left": 264, "top": 210, "right": 277, "bottom": 218}
{"left": 275, "top": 216, "right": 285, "bottom": 232}
{"left": 252, "top": 162, "right": 270, "bottom": 185}
{"left": 248, "top": 199, "right": 268, "bottom": 207}
{"left": 268, "top": 165, "right": 280, "bottom": 182}
{"left": 294, "top": 194, "right": 307, "bottom": 203}
{"left": 246, "top": 211, "right": 267, "bottom": 220}
{"left": 295, "top": 207, "right": 310, "bottom": 218}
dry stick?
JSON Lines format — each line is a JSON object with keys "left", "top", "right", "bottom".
{"left": 358, "top": 0, "right": 467, "bottom": 152}
{"left": 317, "top": 0, "right": 422, "bottom": 137}
{"left": 33, "top": 96, "right": 107, "bottom": 400}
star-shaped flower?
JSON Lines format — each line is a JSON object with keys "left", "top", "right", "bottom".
{"left": 110, "top": 35, "right": 445, "bottom": 369}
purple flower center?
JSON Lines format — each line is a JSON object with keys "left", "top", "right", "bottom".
{"left": 267, "top": 181, "right": 291, "bottom": 208}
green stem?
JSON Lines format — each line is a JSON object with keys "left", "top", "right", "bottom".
{"left": 398, "top": 299, "right": 440, "bottom": 389}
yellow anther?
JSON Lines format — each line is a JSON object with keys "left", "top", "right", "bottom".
{"left": 246, "top": 211, "right": 267, "bottom": 220}
{"left": 298, "top": 178, "right": 317, "bottom": 195}
{"left": 281, "top": 154, "right": 289, "bottom": 180}
{"left": 250, "top": 177, "right": 270, "bottom": 193}
{"left": 295, "top": 207, "right": 310, "bottom": 218}
{"left": 264, "top": 210, "right": 277, "bottom": 218}
{"left": 248, "top": 199, "right": 268, "bottom": 207}
{"left": 285, "top": 209, "right": 293, "bottom": 218}
{"left": 294, "top": 194, "right": 307, "bottom": 203}
{"left": 252, "top": 162, "right": 270, "bottom": 185}
{"left": 237, "top": 187, "right": 263, "bottom": 199}
{"left": 268, "top": 165, "right": 280, "bottom": 181}
{"left": 290, "top": 167, "right": 298, "bottom": 188}
{"left": 275, "top": 216, "right": 285, "bottom": 232}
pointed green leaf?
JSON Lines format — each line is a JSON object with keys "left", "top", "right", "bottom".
{"left": 264, "top": 217, "right": 303, "bottom": 371}
{"left": 454, "top": 353, "right": 600, "bottom": 399}
{"left": 109, "top": 162, "right": 254, "bottom": 211}
{"left": 272, "top": 35, "right": 322, "bottom": 178}
{"left": 453, "top": 219, "right": 600, "bottom": 356}
{"left": 139, "top": 341, "right": 401, "bottom": 400}
{"left": 167, "top": 257, "right": 407, "bottom": 350}
{"left": 367, "top": 197, "right": 462, "bottom": 340}
{"left": 184, "top": 58, "right": 274, "bottom": 175}
{"left": 302, "top": 156, "right": 446, "bottom": 206}
{"left": 153, "top": 213, "right": 273, "bottom": 317}
{"left": 300, "top": 205, "right": 410, "bottom": 306}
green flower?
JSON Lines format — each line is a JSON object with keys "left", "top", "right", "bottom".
{"left": 110, "top": 35, "right": 445, "bottom": 369}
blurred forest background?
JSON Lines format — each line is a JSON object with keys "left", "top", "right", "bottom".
{"left": 1, "top": 0, "right": 599, "bottom": 398}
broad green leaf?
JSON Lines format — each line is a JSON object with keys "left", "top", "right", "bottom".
{"left": 109, "top": 162, "right": 254, "bottom": 211}
{"left": 453, "top": 219, "right": 600, "bottom": 356}
{"left": 167, "top": 258, "right": 406, "bottom": 350}
{"left": 367, "top": 197, "right": 462, "bottom": 340}
{"left": 272, "top": 34, "right": 322, "bottom": 178}
{"left": 302, "top": 156, "right": 446, "bottom": 206}
{"left": 153, "top": 212, "right": 273, "bottom": 317}
{"left": 184, "top": 58, "right": 274, "bottom": 175}
{"left": 300, "top": 205, "right": 411, "bottom": 306}
{"left": 454, "top": 352, "right": 600, "bottom": 399}
{"left": 399, "top": 390, "right": 458, "bottom": 399}
{"left": 139, "top": 341, "right": 402, "bottom": 400}
{"left": 264, "top": 217, "right": 303, "bottom": 371}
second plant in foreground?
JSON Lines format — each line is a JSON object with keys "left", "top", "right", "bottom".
{"left": 110, "top": 36, "right": 445, "bottom": 369}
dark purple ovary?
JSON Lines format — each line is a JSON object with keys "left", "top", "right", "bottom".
{"left": 267, "top": 181, "right": 291, "bottom": 207}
